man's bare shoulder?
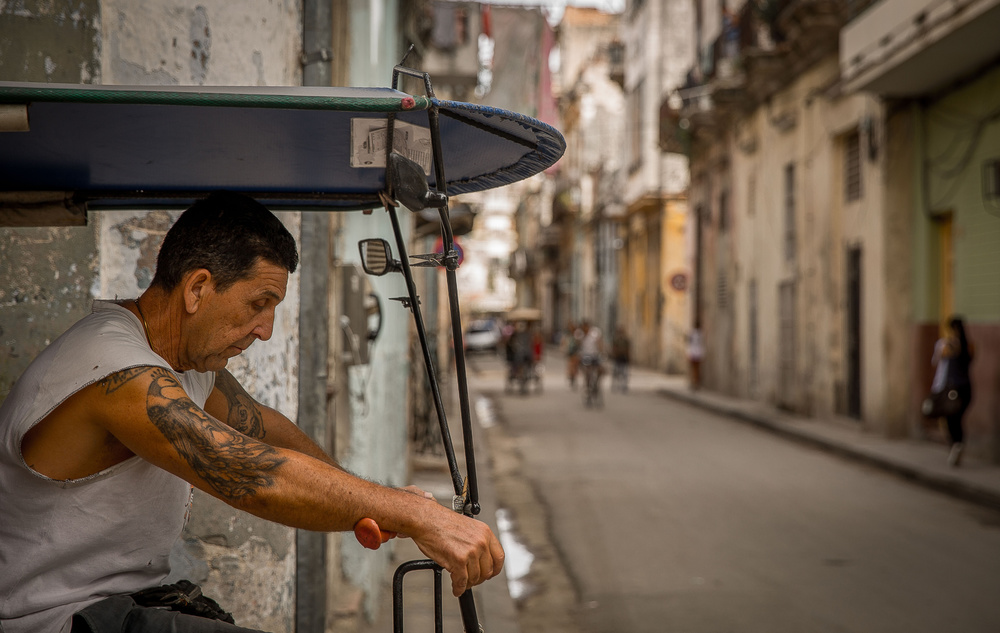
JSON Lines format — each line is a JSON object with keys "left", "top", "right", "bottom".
{"left": 21, "top": 366, "right": 170, "bottom": 480}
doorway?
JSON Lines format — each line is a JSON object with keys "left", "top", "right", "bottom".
{"left": 846, "top": 246, "right": 862, "bottom": 419}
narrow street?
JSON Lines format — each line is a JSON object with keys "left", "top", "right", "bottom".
{"left": 467, "top": 352, "right": 1000, "bottom": 633}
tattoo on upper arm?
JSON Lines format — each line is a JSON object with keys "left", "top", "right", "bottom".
{"left": 214, "top": 370, "right": 266, "bottom": 440}
{"left": 98, "top": 367, "right": 150, "bottom": 394}
{"left": 145, "top": 368, "right": 286, "bottom": 502}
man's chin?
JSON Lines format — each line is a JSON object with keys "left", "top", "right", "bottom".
{"left": 203, "top": 357, "right": 232, "bottom": 373}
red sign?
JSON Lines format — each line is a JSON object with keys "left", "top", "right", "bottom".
{"left": 433, "top": 237, "right": 465, "bottom": 267}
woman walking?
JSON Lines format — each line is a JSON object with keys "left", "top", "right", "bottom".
{"left": 931, "top": 316, "right": 975, "bottom": 466}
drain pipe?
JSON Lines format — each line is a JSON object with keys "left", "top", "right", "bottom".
{"left": 296, "top": 1, "right": 333, "bottom": 632}
{"left": 302, "top": 0, "right": 334, "bottom": 86}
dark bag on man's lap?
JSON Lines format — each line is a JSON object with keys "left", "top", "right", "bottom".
{"left": 130, "top": 580, "right": 235, "bottom": 623}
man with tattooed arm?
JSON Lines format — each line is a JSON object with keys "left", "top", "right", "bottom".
{"left": 0, "top": 192, "right": 504, "bottom": 633}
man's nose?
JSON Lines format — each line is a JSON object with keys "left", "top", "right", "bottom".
{"left": 252, "top": 311, "right": 275, "bottom": 341}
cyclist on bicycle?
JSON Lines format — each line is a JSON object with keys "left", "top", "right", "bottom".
{"left": 578, "top": 321, "right": 604, "bottom": 404}
{"left": 578, "top": 320, "right": 603, "bottom": 362}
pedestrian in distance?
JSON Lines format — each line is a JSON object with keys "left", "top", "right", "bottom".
{"left": 577, "top": 320, "right": 604, "bottom": 407}
{"left": 610, "top": 325, "right": 631, "bottom": 393}
{"left": 565, "top": 320, "right": 582, "bottom": 389}
{"left": 928, "top": 316, "right": 975, "bottom": 467}
{"left": 687, "top": 325, "right": 705, "bottom": 391}
{"left": 0, "top": 192, "right": 504, "bottom": 633}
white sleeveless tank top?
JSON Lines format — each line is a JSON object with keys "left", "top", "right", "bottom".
{"left": 0, "top": 301, "right": 215, "bottom": 633}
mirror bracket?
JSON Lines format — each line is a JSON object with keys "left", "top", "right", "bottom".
{"left": 390, "top": 296, "right": 419, "bottom": 310}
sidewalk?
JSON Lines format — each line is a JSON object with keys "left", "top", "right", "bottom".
{"left": 643, "top": 367, "right": 1000, "bottom": 513}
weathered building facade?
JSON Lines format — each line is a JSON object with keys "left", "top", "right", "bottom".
{"left": 674, "top": 0, "right": 904, "bottom": 428}
{"left": 620, "top": 0, "right": 693, "bottom": 372}
{"left": 672, "top": 0, "right": 1000, "bottom": 461}
{"left": 551, "top": 6, "right": 626, "bottom": 339}
{"left": 841, "top": 0, "right": 1000, "bottom": 459}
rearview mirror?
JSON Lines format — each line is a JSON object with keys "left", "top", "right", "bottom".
{"left": 359, "top": 238, "right": 400, "bottom": 276}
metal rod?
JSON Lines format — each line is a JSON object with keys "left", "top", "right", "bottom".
{"left": 388, "top": 65, "right": 483, "bottom": 633}
{"left": 434, "top": 569, "right": 443, "bottom": 633}
{"left": 426, "top": 101, "right": 480, "bottom": 514}
{"left": 393, "top": 64, "right": 436, "bottom": 97}
{"left": 385, "top": 204, "right": 464, "bottom": 494}
{"left": 458, "top": 590, "right": 480, "bottom": 633}
{"left": 392, "top": 559, "right": 441, "bottom": 633}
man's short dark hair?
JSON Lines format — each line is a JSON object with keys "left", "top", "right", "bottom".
{"left": 151, "top": 191, "right": 299, "bottom": 292}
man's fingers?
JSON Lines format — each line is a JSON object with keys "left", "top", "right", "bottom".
{"left": 402, "top": 484, "right": 435, "bottom": 499}
{"left": 477, "top": 545, "right": 496, "bottom": 583}
{"left": 490, "top": 536, "right": 506, "bottom": 578}
{"left": 451, "top": 570, "right": 469, "bottom": 597}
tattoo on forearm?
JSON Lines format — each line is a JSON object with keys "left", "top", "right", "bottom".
{"left": 146, "top": 368, "right": 286, "bottom": 502}
{"left": 98, "top": 367, "right": 149, "bottom": 394}
{"left": 214, "top": 370, "right": 266, "bottom": 439}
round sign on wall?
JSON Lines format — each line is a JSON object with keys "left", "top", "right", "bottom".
{"left": 669, "top": 272, "right": 688, "bottom": 291}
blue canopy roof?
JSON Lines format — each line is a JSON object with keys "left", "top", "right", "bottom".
{"left": 0, "top": 83, "right": 565, "bottom": 210}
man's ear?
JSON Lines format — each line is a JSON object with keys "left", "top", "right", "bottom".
{"left": 182, "top": 269, "right": 213, "bottom": 314}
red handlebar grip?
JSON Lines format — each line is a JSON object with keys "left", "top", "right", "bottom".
{"left": 354, "top": 518, "right": 397, "bottom": 550}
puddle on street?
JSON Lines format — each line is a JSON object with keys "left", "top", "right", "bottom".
{"left": 475, "top": 395, "right": 497, "bottom": 428}
{"left": 495, "top": 507, "right": 535, "bottom": 600}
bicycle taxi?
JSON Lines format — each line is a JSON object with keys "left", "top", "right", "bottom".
{"left": 501, "top": 307, "right": 543, "bottom": 396}
{"left": 0, "top": 63, "right": 565, "bottom": 632}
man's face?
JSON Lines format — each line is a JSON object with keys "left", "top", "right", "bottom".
{"left": 183, "top": 259, "right": 288, "bottom": 373}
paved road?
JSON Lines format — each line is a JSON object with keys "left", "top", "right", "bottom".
{"left": 468, "top": 354, "right": 1000, "bottom": 633}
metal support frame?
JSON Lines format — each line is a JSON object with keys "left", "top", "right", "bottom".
{"left": 380, "top": 60, "right": 484, "bottom": 632}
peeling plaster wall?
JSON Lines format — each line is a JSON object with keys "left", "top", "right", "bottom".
{"left": 0, "top": 2, "right": 103, "bottom": 399}
{"left": 100, "top": 0, "right": 301, "bottom": 86}
{"left": 0, "top": 226, "right": 99, "bottom": 400}
{"left": 0, "top": 0, "right": 102, "bottom": 82}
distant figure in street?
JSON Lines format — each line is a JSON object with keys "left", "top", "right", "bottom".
{"left": 577, "top": 321, "right": 605, "bottom": 407}
{"left": 566, "top": 320, "right": 582, "bottom": 389}
{"left": 532, "top": 327, "right": 544, "bottom": 366}
{"left": 610, "top": 325, "right": 631, "bottom": 392}
{"left": 578, "top": 320, "right": 603, "bottom": 365}
{"left": 507, "top": 321, "right": 533, "bottom": 377}
{"left": 930, "top": 316, "right": 975, "bottom": 466}
{"left": 687, "top": 326, "right": 704, "bottom": 391}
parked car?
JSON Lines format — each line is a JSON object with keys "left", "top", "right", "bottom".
{"left": 464, "top": 319, "right": 502, "bottom": 353}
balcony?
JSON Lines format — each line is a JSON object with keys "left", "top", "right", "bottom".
{"left": 775, "top": 0, "right": 844, "bottom": 49}
{"left": 663, "top": 0, "right": 853, "bottom": 148}
{"left": 841, "top": 0, "right": 1000, "bottom": 96}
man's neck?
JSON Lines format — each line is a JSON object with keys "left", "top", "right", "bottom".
{"left": 133, "top": 290, "right": 184, "bottom": 372}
